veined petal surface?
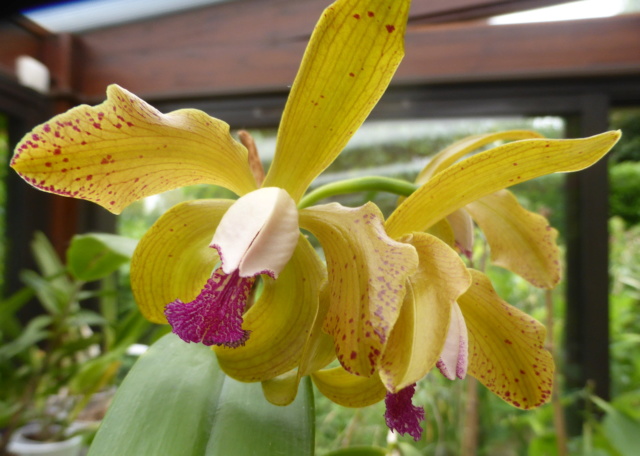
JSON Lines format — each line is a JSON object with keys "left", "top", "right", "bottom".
{"left": 262, "top": 287, "right": 336, "bottom": 406}
{"left": 11, "top": 85, "right": 257, "bottom": 214}
{"left": 466, "top": 190, "right": 560, "bottom": 289}
{"left": 379, "top": 233, "right": 470, "bottom": 392}
{"left": 386, "top": 132, "right": 620, "bottom": 238}
{"left": 263, "top": 0, "right": 410, "bottom": 201}
{"left": 131, "top": 199, "right": 232, "bottom": 324}
{"left": 416, "top": 130, "right": 544, "bottom": 184}
{"left": 459, "top": 270, "right": 554, "bottom": 409}
{"left": 215, "top": 235, "right": 327, "bottom": 382}
{"left": 300, "top": 203, "right": 418, "bottom": 377}
{"left": 312, "top": 366, "right": 387, "bottom": 408}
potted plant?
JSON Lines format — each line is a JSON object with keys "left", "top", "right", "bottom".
{"left": 0, "top": 231, "right": 143, "bottom": 455}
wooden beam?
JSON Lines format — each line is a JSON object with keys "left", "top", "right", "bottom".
{"left": 69, "top": 1, "right": 640, "bottom": 102}
{"left": 0, "top": 17, "right": 50, "bottom": 79}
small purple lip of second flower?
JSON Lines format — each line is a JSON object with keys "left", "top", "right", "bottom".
{"left": 384, "top": 383, "right": 425, "bottom": 441}
{"left": 164, "top": 267, "right": 255, "bottom": 347}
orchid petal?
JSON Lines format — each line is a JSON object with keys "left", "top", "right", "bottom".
{"left": 214, "top": 235, "right": 327, "bottom": 382}
{"left": 416, "top": 130, "right": 544, "bottom": 184}
{"left": 312, "top": 366, "right": 387, "bottom": 408}
{"left": 11, "top": 85, "right": 257, "bottom": 214}
{"left": 300, "top": 202, "right": 418, "bottom": 377}
{"left": 263, "top": 0, "right": 410, "bottom": 201}
{"left": 379, "top": 233, "right": 471, "bottom": 392}
{"left": 261, "top": 286, "right": 336, "bottom": 406}
{"left": 165, "top": 269, "right": 254, "bottom": 348}
{"left": 386, "top": 132, "right": 621, "bottom": 238}
{"left": 465, "top": 189, "right": 560, "bottom": 289}
{"left": 447, "top": 209, "right": 474, "bottom": 258}
{"left": 435, "top": 302, "right": 468, "bottom": 380}
{"left": 426, "top": 218, "right": 455, "bottom": 247}
{"left": 212, "top": 187, "right": 299, "bottom": 278}
{"left": 459, "top": 270, "right": 554, "bottom": 409}
{"left": 131, "top": 199, "right": 232, "bottom": 324}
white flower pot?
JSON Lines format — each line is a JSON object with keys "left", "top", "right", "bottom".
{"left": 7, "top": 423, "right": 83, "bottom": 456}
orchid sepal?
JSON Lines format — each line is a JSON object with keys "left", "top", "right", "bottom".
{"left": 11, "top": 85, "right": 257, "bottom": 214}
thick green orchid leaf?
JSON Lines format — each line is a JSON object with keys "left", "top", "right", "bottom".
{"left": 300, "top": 202, "right": 418, "bottom": 377}
{"left": 263, "top": 0, "right": 410, "bottom": 201}
{"left": 312, "top": 366, "right": 387, "bottom": 408}
{"left": 131, "top": 199, "right": 232, "bottom": 324}
{"left": 386, "top": 131, "right": 621, "bottom": 238}
{"left": 67, "top": 233, "right": 138, "bottom": 282}
{"left": 379, "top": 233, "right": 471, "bottom": 392}
{"left": 466, "top": 189, "right": 560, "bottom": 289}
{"left": 88, "top": 333, "right": 314, "bottom": 456}
{"left": 458, "top": 270, "right": 554, "bottom": 409}
{"left": 205, "top": 372, "right": 315, "bottom": 456}
{"left": 11, "top": 85, "right": 257, "bottom": 214}
{"left": 415, "top": 130, "right": 544, "bottom": 184}
{"left": 215, "top": 235, "right": 327, "bottom": 382}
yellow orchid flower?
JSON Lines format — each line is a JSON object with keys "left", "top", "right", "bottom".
{"left": 282, "top": 130, "right": 620, "bottom": 441}
{"left": 380, "top": 130, "right": 621, "bottom": 436}
{"left": 11, "top": 0, "right": 416, "bottom": 395}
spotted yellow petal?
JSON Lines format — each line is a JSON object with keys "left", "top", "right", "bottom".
{"left": 379, "top": 233, "right": 471, "bottom": 392}
{"left": 215, "top": 234, "right": 327, "bottom": 382}
{"left": 466, "top": 190, "right": 560, "bottom": 289}
{"left": 312, "top": 366, "right": 387, "bottom": 408}
{"left": 386, "top": 131, "right": 621, "bottom": 238}
{"left": 459, "top": 269, "right": 554, "bottom": 409}
{"left": 416, "top": 130, "right": 544, "bottom": 184}
{"left": 300, "top": 202, "right": 418, "bottom": 377}
{"left": 263, "top": 0, "right": 410, "bottom": 201}
{"left": 131, "top": 199, "right": 232, "bottom": 324}
{"left": 11, "top": 85, "right": 257, "bottom": 214}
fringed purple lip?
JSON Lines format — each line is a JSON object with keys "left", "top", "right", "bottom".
{"left": 164, "top": 268, "right": 255, "bottom": 347}
{"left": 384, "top": 383, "right": 425, "bottom": 441}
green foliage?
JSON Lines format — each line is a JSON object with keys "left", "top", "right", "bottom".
{"left": 88, "top": 333, "right": 315, "bottom": 456}
{"left": 609, "top": 162, "right": 640, "bottom": 226}
{"left": 0, "top": 231, "right": 144, "bottom": 451}
{"left": 609, "top": 109, "right": 640, "bottom": 163}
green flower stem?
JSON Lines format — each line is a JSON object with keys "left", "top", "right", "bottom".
{"left": 298, "top": 176, "right": 418, "bottom": 209}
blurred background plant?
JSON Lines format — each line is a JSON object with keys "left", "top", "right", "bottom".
{"left": 0, "top": 231, "right": 146, "bottom": 452}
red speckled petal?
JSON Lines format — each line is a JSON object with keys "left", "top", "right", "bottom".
{"left": 263, "top": 0, "right": 410, "bottom": 201}
{"left": 415, "top": 130, "right": 544, "bottom": 184}
{"left": 384, "top": 383, "right": 425, "bottom": 441}
{"left": 379, "top": 232, "right": 471, "bottom": 392}
{"left": 165, "top": 269, "right": 254, "bottom": 348}
{"left": 11, "top": 84, "right": 257, "bottom": 214}
{"left": 465, "top": 189, "right": 560, "bottom": 289}
{"left": 386, "top": 132, "right": 621, "bottom": 238}
{"left": 300, "top": 202, "right": 418, "bottom": 377}
{"left": 459, "top": 269, "right": 555, "bottom": 409}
